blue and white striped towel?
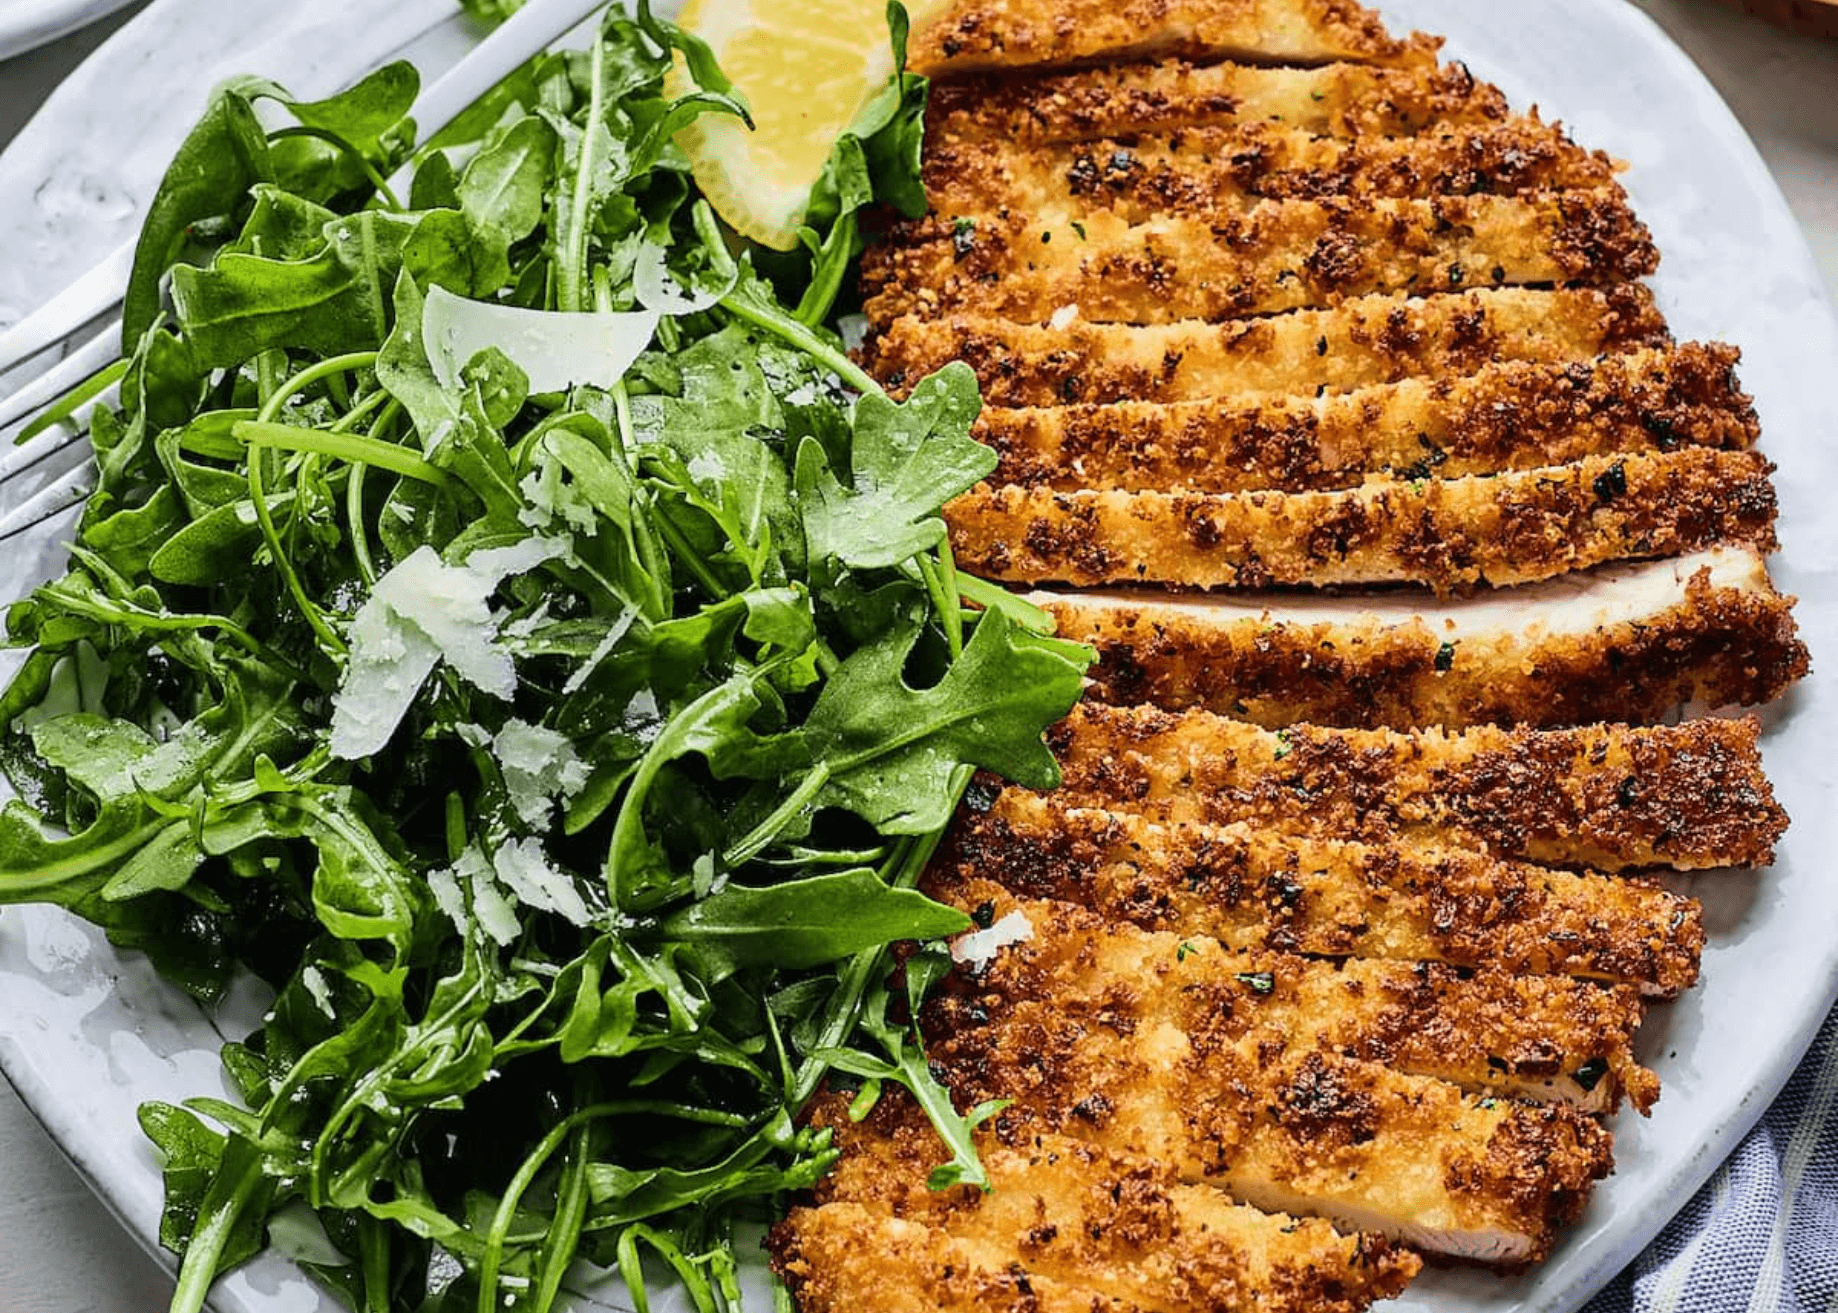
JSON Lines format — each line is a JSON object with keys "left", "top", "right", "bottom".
{"left": 1585, "top": 1007, "right": 1838, "bottom": 1311}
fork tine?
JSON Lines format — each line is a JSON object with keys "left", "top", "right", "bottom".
{"left": 0, "top": 244, "right": 132, "bottom": 382}
{"left": 0, "top": 428, "right": 92, "bottom": 495}
{"left": 0, "top": 319, "right": 122, "bottom": 436}
{"left": 0, "top": 463, "right": 93, "bottom": 544}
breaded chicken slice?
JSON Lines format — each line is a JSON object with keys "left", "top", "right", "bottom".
{"left": 923, "top": 992, "right": 1614, "bottom": 1267}
{"left": 862, "top": 192, "right": 1657, "bottom": 325}
{"left": 865, "top": 285, "right": 1672, "bottom": 408}
{"left": 909, "top": 0, "right": 1436, "bottom": 76}
{"left": 973, "top": 344, "right": 1755, "bottom": 494}
{"left": 782, "top": 1091, "right": 1422, "bottom": 1313}
{"left": 1043, "top": 702, "right": 1788, "bottom": 871}
{"left": 924, "top": 120, "right": 1621, "bottom": 221}
{"left": 932, "top": 882, "right": 1659, "bottom": 1111}
{"left": 947, "top": 448, "right": 1777, "bottom": 593}
{"left": 934, "top": 792, "right": 1706, "bottom": 997}
{"left": 1034, "top": 548, "right": 1807, "bottom": 729}
{"left": 927, "top": 58, "right": 1511, "bottom": 146}
{"left": 773, "top": 1207, "right": 1143, "bottom": 1313}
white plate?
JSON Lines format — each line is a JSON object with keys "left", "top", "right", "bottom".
{"left": 0, "top": 0, "right": 137, "bottom": 62}
{"left": 2, "top": 2, "right": 1837, "bottom": 1311}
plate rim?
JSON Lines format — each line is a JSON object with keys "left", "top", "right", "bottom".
{"left": 0, "top": 0, "right": 140, "bottom": 63}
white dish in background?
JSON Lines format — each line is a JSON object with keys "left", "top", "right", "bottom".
{"left": 1, "top": 2, "right": 1836, "bottom": 1312}
{"left": 0, "top": 0, "right": 137, "bottom": 62}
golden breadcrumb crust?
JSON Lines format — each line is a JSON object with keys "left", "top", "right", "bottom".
{"left": 928, "top": 882, "right": 1658, "bottom": 1112}
{"left": 779, "top": 1092, "right": 1422, "bottom": 1313}
{"left": 971, "top": 343, "right": 1756, "bottom": 494}
{"left": 863, "top": 191, "right": 1658, "bottom": 325}
{"left": 1045, "top": 702, "right": 1788, "bottom": 871}
{"left": 924, "top": 990, "right": 1613, "bottom": 1267}
{"left": 1040, "top": 555, "right": 1807, "bottom": 728}
{"left": 935, "top": 793, "right": 1706, "bottom": 996}
{"left": 928, "top": 59, "right": 1510, "bottom": 146}
{"left": 864, "top": 285, "right": 1671, "bottom": 408}
{"left": 909, "top": 0, "right": 1438, "bottom": 76}
{"left": 923, "top": 120, "right": 1620, "bottom": 222}
{"left": 947, "top": 448, "right": 1778, "bottom": 592}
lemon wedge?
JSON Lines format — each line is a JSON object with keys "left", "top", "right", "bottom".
{"left": 669, "top": 0, "right": 948, "bottom": 250}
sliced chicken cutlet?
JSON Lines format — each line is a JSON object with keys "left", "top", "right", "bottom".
{"left": 932, "top": 882, "right": 1658, "bottom": 1111}
{"left": 927, "top": 58, "right": 1512, "bottom": 147}
{"left": 1046, "top": 701, "right": 1788, "bottom": 871}
{"left": 775, "top": 1208, "right": 1147, "bottom": 1313}
{"left": 925, "top": 121, "right": 1621, "bottom": 222}
{"left": 910, "top": 0, "right": 1436, "bottom": 76}
{"left": 863, "top": 191, "right": 1657, "bottom": 326}
{"left": 949, "top": 448, "right": 1777, "bottom": 593}
{"left": 866, "top": 285, "right": 1672, "bottom": 407}
{"left": 775, "top": 1092, "right": 1421, "bottom": 1313}
{"left": 973, "top": 343, "right": 1756, "bottom": 494}
{"left": 936, "top": 792, "right": 1705, "bottom": 997}
{"left": 923, "top": 983, "right": 1613, "bottom": 1267}
{"left": 1036, "top": 548, "right": 1807, "bottom": 729}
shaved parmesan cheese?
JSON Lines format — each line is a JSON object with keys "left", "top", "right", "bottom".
{"left": 492, "top": 719, "right": 590, "bottom": 830}
{"left": 428, "top": 847, "right": 521, "bottom": 946}
{"left": 950, "top": 910, "right": 1034, "bottom": 971}
{"left": 518, "top": 458, "right": 599, "bottom": 535}
{"left": 633, "top": 240, "right": 734, "bottom": 316}
{"left": 422, "top": 284, "right": 660, "bottom": 396}
{"left": 330, "top": 539, "right": 569, "bottom": 760}
{"left": 561, "top": 608, "right": 637, "bottom": 696}
{"left": 491, "top": 837, "right": 592, "bottom": 928}
{"left": 301, "top": 965, "right": 336, "bottom": 1019}
{"left": 460, "top": 845, "right": 521, "bottom": 947}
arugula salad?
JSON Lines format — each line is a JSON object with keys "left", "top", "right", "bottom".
{"left": 0, "top": 5, "right": 1089, "bottom": 1310}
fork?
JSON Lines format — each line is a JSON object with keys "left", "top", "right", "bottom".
{"left": 0, "top": 0, "right": 613, "bottom": 544}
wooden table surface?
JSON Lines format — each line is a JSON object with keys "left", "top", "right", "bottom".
{"left": 0, "top": 2, "right": 1833, "bottom": 1310}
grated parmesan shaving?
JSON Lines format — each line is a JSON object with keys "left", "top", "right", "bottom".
{"left": 490, "top": 837, "right": 592, "bottom": 928}
{"left": 329, "top": 539, "right": 569, "bottom": 760}
{"left": 949, "top": 910, "right": 1035, "bottom": 971}
{"left": 492, "top": 719, "right": 590, "bottom": 830}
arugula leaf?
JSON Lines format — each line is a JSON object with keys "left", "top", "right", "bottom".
{"left": 796, "top": 363, "right": 992, "bottom": 570}
{"left": 806, "top": 608, "right": 1091, "bottom": 833}
{"left": 660, "top": 868, "right": 968, "bottom": 971}
{"left": 123, "top": 79, "right": 274, "bottom": 345}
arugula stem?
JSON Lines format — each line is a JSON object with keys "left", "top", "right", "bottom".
{"left": 328, "top": 386, "right": 395, "bottom": 435}
{"left": 914, "top": 554, "right": 961, "bottom": 660}
{"left": 47, "top": 561, "right": 310, "bottom": 682}
{"left": 558, "top": 29, "right": 610, "bottom": 314}
{"left": 255, "top": 352, "right": 380, "bottom": 424}
{"left": 649, "top": 501, "right": 728, "bottom": 600}
{"left": 721, "top": 761, "right": 831, "bottom": 867}
{"left": 690, "top": 202, "right": 881, "bottom": 396}
{"left": 953, "top": 572, "right": 1056, "bottom": 634}
{"left": 246, "top": 442, "right": 350, "bottom": 656}
{"left": 168, "top": 1143, "right": 266, "bottom": 1313}
{"left": 532, "top": 1103, "right": 594, "bottom": 1313}
{"left": 478, "top": 1102, "right": 615, "bottom": 1313}
{"left": 235, "top": 421, "right": 451, "bottom": 488}
{"left": 346, "top": 460, "right": 377, "bottom": 587}
{"left": 718, "top": 295, "right": 880, "bottom": 396}
{"left": 358, "top": 1214, "right": 391, "bottom": 1313}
